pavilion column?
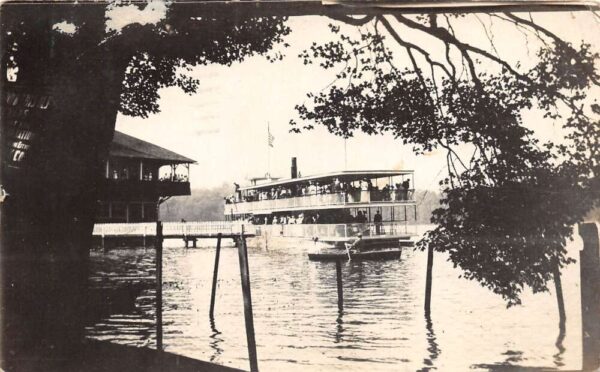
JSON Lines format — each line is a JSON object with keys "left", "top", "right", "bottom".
{"left": 139, "top": 160, "right": 143, "bottom": 181}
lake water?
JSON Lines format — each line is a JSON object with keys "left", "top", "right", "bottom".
{"left": 86, "top": 228, "right": 584, "bottom": 371}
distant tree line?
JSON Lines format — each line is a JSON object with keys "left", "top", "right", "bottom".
{"left": 160, "top": 184, "right": 440, "bottom": 224}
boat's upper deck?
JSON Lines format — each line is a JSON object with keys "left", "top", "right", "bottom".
{"left": 226, "top": 170, "right": 415, "bottom": 215}
{"left": 238, "top": 170, "right": 413, "bottom": 191}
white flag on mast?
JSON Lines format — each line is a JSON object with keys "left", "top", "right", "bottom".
{"left": 268, "top": 124, "right": 275, "bottom": 147}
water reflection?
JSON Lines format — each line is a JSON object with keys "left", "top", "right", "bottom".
{"left": 418, "top": 311, "right": 440, "bottom": 371}
{"left": 502, "top": 350, "right": 524, "bottom": 364}
{"left": 553, "top": 319, "right": 566, "bottom": 367}
{"left": 87, "top": 243, "right": 582, "bottom": 371}
{"left": 209, "top": 317, "right": 224, "bottom": 362}
{"left": 335, "top": 308, "right": 345, "bottom": 344}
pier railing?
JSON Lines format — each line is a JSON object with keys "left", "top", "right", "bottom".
{"left": 93, "top": 221, "right": 256, "bottom": 237}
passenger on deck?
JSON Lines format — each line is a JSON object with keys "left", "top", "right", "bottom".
{"left": 360, "top": 179, "right": 370, "bottom": 202}
{"left": 382, "top": 184, "right": 390, "bottom": 201}
{"left": 308, "top": 181, "right": 317, "bottom": 195}
{"left": 333, "top": 177, "right": 341, "bottom": 191}
{"left": 355, "top": 210, "right": 367, "bottom": 223}
{"left": 234, "top": 182, "right": 241, "bottom": 201}
{"left": 374, "top": 210, "right": 383, "bottom": 234}
{"left": 402, "top": 179, "right": 410, "bottom": 200}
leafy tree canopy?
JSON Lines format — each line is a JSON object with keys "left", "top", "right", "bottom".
{"left": 290, "top": 13, "right": 599, "bottom": 306}
{"left": 3, "top": 1, "right": 290, "bottom": 117}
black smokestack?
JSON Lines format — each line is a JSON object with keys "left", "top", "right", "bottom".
{"left": 291, "top": 157, "right": 298, "bottom": 179}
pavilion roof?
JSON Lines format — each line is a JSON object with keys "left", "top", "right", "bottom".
{"left": 110, "top": 131, "right": 195, "bottom": 164}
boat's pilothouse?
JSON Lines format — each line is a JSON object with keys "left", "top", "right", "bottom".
{"left": 225, "top": 158, "right": 418, "bottom": 260}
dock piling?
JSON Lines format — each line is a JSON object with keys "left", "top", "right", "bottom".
{"left": 336, "top": 260, "right": 344, "bottom": 311}
{"left": 237, "top": 227, "right": 259, "bottom": 372}
{"left": 424, "top": 244, "right": 434, "bottom": 313}
{"left": 156, "top": 221, "right": 164, "bottom": 351}
{"left": 209, "top": 233, "right": 222, "bottom": 319}
{"left": 398, "top": 239, "right": 403, "bottom": 259}
{"left": 553, "top": 262, "right": 566, "bottom": 330}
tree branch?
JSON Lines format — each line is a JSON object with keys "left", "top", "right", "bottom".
{"left": 394, "top": 14, "right": 531, "bottom": 85}
{"left": 378, "top": 15, "right": 453, "bottom": 79}
{"left": 504, "top": 13, "right": 568, "bottom": 46}
{"left": 327, "top": 14, "right": 375, "bottom": 26}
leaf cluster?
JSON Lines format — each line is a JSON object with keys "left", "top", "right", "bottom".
{"left": 291, "top": 14, "right": 600, "bottom": 305}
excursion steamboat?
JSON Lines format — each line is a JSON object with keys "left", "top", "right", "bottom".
{"left": 224, "top": 158, "right": 417, "bottom": 259}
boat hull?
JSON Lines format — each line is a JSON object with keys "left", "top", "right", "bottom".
{"left": 308, "top": 248, "right": 403, "bottom": 261}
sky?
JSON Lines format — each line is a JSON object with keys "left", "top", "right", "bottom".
{"left": 116, "top": 11, "right": 599, "bottom": 191}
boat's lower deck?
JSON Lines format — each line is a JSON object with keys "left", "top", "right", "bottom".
{"left": 245, "top": 227, "right": 415, "bottom": 251}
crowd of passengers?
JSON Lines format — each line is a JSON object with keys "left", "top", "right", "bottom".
{"left": 224, "top": 178, "right": 411, "bottom": 204}
{"left": 239, "top": 209, "right": 374, "bottom": 225}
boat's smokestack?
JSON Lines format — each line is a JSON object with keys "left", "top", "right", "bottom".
{"left": 291, "top": 157, "right": 298, "bottom": 179}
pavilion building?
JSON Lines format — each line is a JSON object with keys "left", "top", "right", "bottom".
{"left": 95, "top": 131, "right": 195, "bottom": 223}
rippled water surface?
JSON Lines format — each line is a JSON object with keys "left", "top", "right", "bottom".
{"left": 87, "top": 231, "right": 583, "bottom": 371}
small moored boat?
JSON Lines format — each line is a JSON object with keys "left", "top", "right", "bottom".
{"left": 307, "top": 235, "right": 408, "bottom": 261}
{"left": 308, "top": 247, "right": 404, "bottom": 261}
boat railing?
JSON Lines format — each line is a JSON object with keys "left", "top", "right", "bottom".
{"left": 256, "top": 221, "right": 415, "bottom": 239}
{"left": 226, "top": 190, "right": 415, "bottom": 214}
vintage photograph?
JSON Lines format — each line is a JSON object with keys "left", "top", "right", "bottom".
{"left": 1, "top": 1, "right": 599, "bottom": 371}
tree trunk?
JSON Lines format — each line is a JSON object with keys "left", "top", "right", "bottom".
{"left": 1, "top": 4, "right": 128, "bottom": 368}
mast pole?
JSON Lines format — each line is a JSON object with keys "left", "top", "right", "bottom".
{"left": 344, "top": 137, "right": 347, "bottom": 170}
{"left": 267, "top": 122, "right": 271, "bottom": 177}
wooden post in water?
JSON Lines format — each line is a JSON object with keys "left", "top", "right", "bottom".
{"left": 399, "top": 244, "right": 403, "bottom": 259}
{"left": 209, "top": 233, "right": 223, "bottom": 319}
{"left": 424, "top": 244, "right": 434, "bottom": 313}
{"left": 156, "top": 220, "right": 163, "bottom": 351}
{"left": 336, "top": 260, "right": 344, "bottom": 311}
{"left": 553, "top": 262, "right": 566, "bottom": 330}
{"left": 579, "top": 222, "right": 600, "bottom": 371}
{"left": 237, "top": 226, "right": 259, "bottom": 372}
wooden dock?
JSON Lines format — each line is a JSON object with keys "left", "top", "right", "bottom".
{"left": 93, "top": 221, "right": 256, "bottom": 248}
